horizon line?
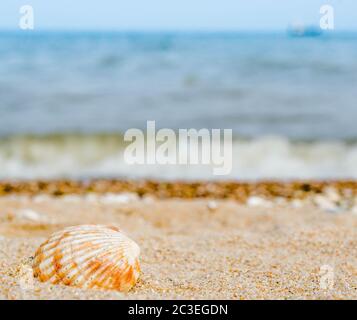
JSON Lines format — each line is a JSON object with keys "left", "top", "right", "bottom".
{"left": 1, "top": 28, "right": 357, "bottom": 34}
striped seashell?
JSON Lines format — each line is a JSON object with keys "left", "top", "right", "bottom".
{"left": 32, "top": 224, "right": 140, "bottom": 292}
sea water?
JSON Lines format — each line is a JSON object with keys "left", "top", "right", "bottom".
{"left": 0, "top": 31, "right": 357, "bottom": 179}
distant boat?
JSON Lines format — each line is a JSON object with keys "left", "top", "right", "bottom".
{"left": 287, "top": 25, "right": 322, "bottom": 37}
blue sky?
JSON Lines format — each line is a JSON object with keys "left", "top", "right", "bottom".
{"left": 1, "top": 0, "right": 356, "bottom": 31}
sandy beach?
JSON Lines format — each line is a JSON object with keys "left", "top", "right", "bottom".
{"left": 0, "top": 180, "right": 356, "bottom": 300}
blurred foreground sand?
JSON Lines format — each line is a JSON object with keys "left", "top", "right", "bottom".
{"left": 0, "top": 193, "right": 356, "bottom": 300}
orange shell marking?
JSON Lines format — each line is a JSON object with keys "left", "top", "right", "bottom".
{"left": 32, "top": 225, "right": 141, "bottom": 292}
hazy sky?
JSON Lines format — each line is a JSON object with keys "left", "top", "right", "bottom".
{"left": 1, "top": 0, "right": 356, "bottom": 31}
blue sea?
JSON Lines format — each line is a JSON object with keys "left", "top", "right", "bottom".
{"left": 0, "top": 31, "right": 357, "bottom": 180}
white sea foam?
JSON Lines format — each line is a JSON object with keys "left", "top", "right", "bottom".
{"left": 1, "top": 134, "right": 357, "bottom": 180}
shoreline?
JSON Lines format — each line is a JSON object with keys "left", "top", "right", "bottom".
{"left": 1, "top": 179, "right": 357, "bottom": 201}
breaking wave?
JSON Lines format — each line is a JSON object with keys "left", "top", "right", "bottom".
{"left": 1, "top": 133, "right": 357, "bottom": 180}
